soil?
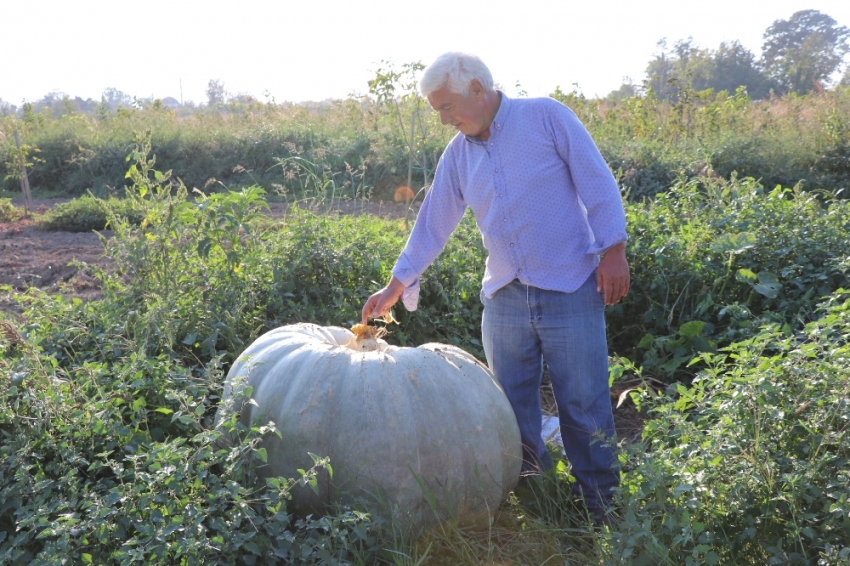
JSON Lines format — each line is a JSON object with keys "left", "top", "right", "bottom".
{"left": 0, "top": 197, "right": 420, "bottom": 316}
{"left": 1, "top": 196, "right": 645, "bottom": 442}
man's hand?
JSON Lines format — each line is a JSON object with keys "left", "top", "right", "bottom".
{"left": 361, "top": 276, "right": 406, "bottom": 325}
{"left": 596, "top": 242, "right": 630, "bottom": 306}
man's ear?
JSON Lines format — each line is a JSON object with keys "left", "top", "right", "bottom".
{"left": 470, "top": 79, "right": 483, "bottom": 99}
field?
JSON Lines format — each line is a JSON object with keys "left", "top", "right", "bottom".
{"left": 1, "top": 83, "right": 849, "bottom": 565}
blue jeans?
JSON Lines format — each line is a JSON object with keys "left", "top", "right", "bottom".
{"left": 480, "top": 274, "right": 619, "bottom": 509}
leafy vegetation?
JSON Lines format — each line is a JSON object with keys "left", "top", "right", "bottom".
{"left": 3, "top": 68, "right": 850, "bottom": 203}
{"left": 1, "top": 126, "right": 848, "bottom": 563}
{"left": 2, "top": 17, "right": 849, "bottom": 559}
{"left": 604, "top": 292, "right": 850, "bottom": 564}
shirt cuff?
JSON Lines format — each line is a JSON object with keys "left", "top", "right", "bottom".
{"left": 401, "top": 279, "right": 420, "bottom": 311}
{"left": 587, "top": 236, "right": 628, "bottom": 257}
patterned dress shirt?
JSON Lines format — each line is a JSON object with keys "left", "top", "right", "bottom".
{"left": 392, "top": 92, "right": 627, "bottom": 309}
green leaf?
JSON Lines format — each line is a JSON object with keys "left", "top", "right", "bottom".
{"left": 736, "top": 268, "right": 757, "bottom": 283}
{"left": 754, "top": 271, "right": 782, "bottom": 298}
{"left": 661, "top": 355, "right": 692, "bottom": 372}
{"left": 679, "top": 320, "right": 706, "bottom": 337}
{"left": 710, "top": 232, "right": 756, "bottom": 254}
{"left": 154, "top": 407, "right": 174, "bottom": 415}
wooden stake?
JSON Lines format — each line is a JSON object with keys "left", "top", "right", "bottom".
{"left": 13, "top": 130, "right": 33, "bottom": 215}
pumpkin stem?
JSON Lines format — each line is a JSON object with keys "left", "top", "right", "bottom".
{"left": 350, "top": 324, "right": 386, "bottom": 352}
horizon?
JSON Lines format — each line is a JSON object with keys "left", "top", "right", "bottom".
{"left": 4, "top": 0, "right": 850, "bottom": 107}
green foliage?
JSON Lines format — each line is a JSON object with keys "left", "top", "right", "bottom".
{"left": 614, "top": 175, "right": 850, "bottom": 379}
{"left": 262, "top": 208, "right": 486, "bottom": 358}
{"left": 37, "top": 194, "right": 147, "bottom": 232}
{"left": 0, "top": 311, "right": 380, "bottom": 564}
{"left": 761, "top": 9, "right": 850, "bottom": 94}
{"left": 644, "top": 38, "right": 773, "bottom": 101}
{"left": 0, "top": 198, "right": 24, "bottom": 222}
{"left": 603, "top": 292, "right": 850, "bottom": 564}
{"left": 91, "top": 135, "right": 273, "bottom": 362}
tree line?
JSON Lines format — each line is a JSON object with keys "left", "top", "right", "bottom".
{"left": 610, "top": 9, "right": 850, "bottom": 102}
{"left": 1, "top": 9, "right": 848, "bottom": 120}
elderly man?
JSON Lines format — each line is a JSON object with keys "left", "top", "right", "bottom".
{"left": 361, "top": 52, "right": 629, "bottom": 521}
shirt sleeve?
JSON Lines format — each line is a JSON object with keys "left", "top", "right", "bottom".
{"left": 547, "top": 102, "right": 628, "bottom": 255}
{"left": 391, "top": 148, "right": 468, "bottom": 289}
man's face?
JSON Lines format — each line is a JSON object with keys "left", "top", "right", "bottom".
{"left": 427, "top": 80, "right": 489, "bottom": 137}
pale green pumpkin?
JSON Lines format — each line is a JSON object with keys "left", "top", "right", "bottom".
{"left": 216, "top": 323, "right": 522, "bottom": 527}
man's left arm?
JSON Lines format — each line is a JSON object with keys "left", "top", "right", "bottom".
{"left": 548, "top": 102, "right": 630, "bottom": 305}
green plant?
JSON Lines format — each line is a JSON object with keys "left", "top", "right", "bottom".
{"left": 602, "top": 290, "right": 850, "bottom": 564}
{"left": 92, "top": 132, "right": 272, "bottom": 362}
{"left": 0, "top": 198, "right": 23, "bottom": 222}
{"left": 37, "top": 194, "right": 148, "bottom": 231}
{"left": 613, "top": 174, "right": 850, "bottom": 380}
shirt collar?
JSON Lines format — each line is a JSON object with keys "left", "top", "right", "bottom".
{"left": 464, "top": 90, "right": 511, "bottom": 144}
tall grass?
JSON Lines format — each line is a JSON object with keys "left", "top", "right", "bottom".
{"left": 2, "top": 85, "right": 849, "bottom": 203}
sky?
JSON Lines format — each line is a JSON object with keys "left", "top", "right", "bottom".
{"left": 3, "top": 0, "right": 850, "bottom": 106}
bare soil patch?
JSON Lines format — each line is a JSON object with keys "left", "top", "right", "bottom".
{"left": 0, "top": 197, "right": 419, "bottom": 315}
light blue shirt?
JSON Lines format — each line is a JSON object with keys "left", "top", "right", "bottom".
{"left": 392, "top": 93, "right": 627, "bottom": 306}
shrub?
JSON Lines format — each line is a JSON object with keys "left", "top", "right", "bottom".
{"left": 37, "top": 194, "right": 147, "bottom": 232}
{"left": 0, "top": 198, "right": 24, "bottom": 223}
{"left": 604, "top": 291, "right": 850, "bottom": 564}
{"left": 614, "top": 175, "right": 850, "bottom": 380}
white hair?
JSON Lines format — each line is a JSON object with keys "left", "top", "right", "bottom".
{"left": 419, "top": 52, "right": 495, "bottom": 97}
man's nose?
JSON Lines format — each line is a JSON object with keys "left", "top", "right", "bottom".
{"left": 439, "top": 111, "right": 450, "bottom": 125}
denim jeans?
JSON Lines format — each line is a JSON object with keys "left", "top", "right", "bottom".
{"left": 480, "top": 273, "right": 619, "bottom": 510}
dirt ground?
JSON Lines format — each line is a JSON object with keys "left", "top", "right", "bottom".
{"left": 0, "top": 197, "right": 419, "bottom": 315}
{"left": 0, "top": 196, "right": 646, "bottom": 442}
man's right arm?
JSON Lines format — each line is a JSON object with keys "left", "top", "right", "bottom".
{"left": 359, "top": 149, "right": 467, "bottom": 324}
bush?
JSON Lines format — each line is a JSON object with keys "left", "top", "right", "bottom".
{"left": 37, "top": 194, "right": 147, "bottom": 232}
{"left": 613, "top": 175, "right": 850, "bottom": 380}
{"left": 263, "top": 208, "right": 487, "bottom": 358}
{"left": 0, "top": 198, "right": 24, "bottom": 223}
{"left": 604, "top": 291, "right": 850, "bottom": 564}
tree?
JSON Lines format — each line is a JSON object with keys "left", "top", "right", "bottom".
{"left": 101, "top": 87, "right": 133, "bottom": 110}
{"left": 645, "top": 38, "right": 774, "bottom": 100}
{"left": 206, "top": 79, "right": 227, "bottom": 106}
{"left": 699, "top": 41, "right": 773, "bottom": 99}
{"left": 840, "top": 66, "right": 850, "bottom": 88}
{"left": 605, "top": 80, "right": 639, "bottom": 104}
{"left": 761, "top": 10, "right": 850, "bottom": 94}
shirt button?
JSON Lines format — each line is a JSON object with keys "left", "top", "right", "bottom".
{"left": 503, "top": 218, "right": 508, "bottom": 222}
{"left": 518, "top": 268, "right": 523, "bottom": 273}
{"left": 489, "top": 142, "right": 494, "bottom": 146}
{"left": 510, "top": 243, "right": 515, "bottom": 247}
{"left": 494, "top": 168, "right": 498, "bottom": 173}
{"left": 499, "top": 194, "right": 503, "bottom": 197}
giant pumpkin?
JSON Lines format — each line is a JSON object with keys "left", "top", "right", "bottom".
{"left": 216, "top": 323, "right": 522, "bottom": 527}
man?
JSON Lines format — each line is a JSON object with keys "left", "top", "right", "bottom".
{"left": 361, "top": 52, "right": 629, "bottom": 520}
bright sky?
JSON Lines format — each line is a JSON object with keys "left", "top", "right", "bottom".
{"left": 4, "top": 0, "right": 850, "bottom": 105}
